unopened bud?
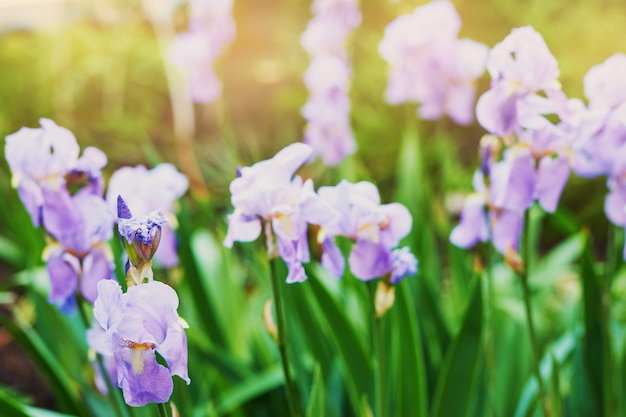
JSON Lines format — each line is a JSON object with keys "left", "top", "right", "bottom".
{"left": 375, "top": 280, "right": 396, "bottom": 318}
{"left": 263, "top": 298, "right": 278, "bottom": 339}
{"left": 504, "top": 245, "right": 524, "bottom": 273}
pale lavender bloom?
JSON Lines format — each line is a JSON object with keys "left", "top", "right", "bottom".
{"left": 106, "top": 164, "right": 188, "bottom": 268}
{"left": 169, "top": 31, "right": 222, "bottom": 103}
{"left": 224, "top": 143, "right": 339, "bottom": 283}
{"left": 301, "top": 55, "right": 356, "bottom": 165}
{"left": 476, "top": 26, "right": 562, "bottom": 136}
{"left": 43, "top": 193, "right": 114, "bottom": 313}
{"left": 5, "top": 118, "right": 107, "bottom": 236}
{"left": 389, "top": 247, "right": 417, "bottom": 284}
{"left": 301, "top": 0, "right": 360, "bottom": 166}
{"left": 379, "top": 1, "right": 487, "bottom": 125}
{"left": 317, "top": 180, "right": 412, "bottom": 280}
{"left": 169, "top": 0, "right": 236, "bottom": 104}
{"left": 87, "top": 279, "right": 190, "bottom": 407}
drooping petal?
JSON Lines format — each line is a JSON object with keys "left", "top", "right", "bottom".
{"left": 535, "top": 155, "right": 570, "bottom": 213}
{"left": 349, "top": 240, "right": 393, "bottom": 281}
{"left": 116, "top": 347, "right": 174, "bottom": 407}
{"left": 46, "top": 252, "right": 79, "bottom": 311}
{"left": 605, "top": 186, "right": 626, "bottom": 226}
{"left": 321, "top": 237, "right": 345, "bottom": 278}
{"left": 80, "top": 246, "right": 114, "bottom": 304}
{"left": 450, "top": 194, "right": 488, "bottom": 248}
{"left": 491, "top": 210, "right": 524, "bottom": 254}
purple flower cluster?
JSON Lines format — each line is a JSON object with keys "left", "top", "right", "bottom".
{"left": 451, "top": 26, "right": 626, "bottom": 260}
{"left": 224, "top": 143, "right": 416, "bottom": 283}
{"left": 300, "top": 0, "right": 361, "bottom": 165}
{"left": 5, "top": 119, "right": 114, "bottom": 312}
{"left": 169, "top": 0, "right": 236, "bottom": 103}
{"left": 379, "top": 0, "right": 488, "bottom": 125}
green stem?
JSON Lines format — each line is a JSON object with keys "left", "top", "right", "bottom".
{"left": 520, "top": 210, "right": 548, "bottom": 416}
{"left": 368, "top": 281, "right": 385, "bottom": 417}
{"left": 483, "top": 243, "right": 497, "bottom": 417}
{"left": 157, "top": 402, "right": 169, "bottom": 417}
{"left": 603, "top": 224, "right": 618, "bottom": 416}
{"left": 268, "top": 258, "right": 301, "bottom": 417}
{"left": 77, "top": 300, "right": 129, "bottom": 417}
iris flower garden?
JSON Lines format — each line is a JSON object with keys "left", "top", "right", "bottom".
{"left": 1, "top": 0, "right": 626, "bottom": 416}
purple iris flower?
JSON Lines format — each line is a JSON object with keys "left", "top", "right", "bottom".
{"left": 5, "top": 118, "right": 107, "bottom": 237}
{"left": 43, "top": 193, "right": 114, "bottom": 313}
{"left": 316, "top": 180, "right": 412, "bottom": 280}
{"left": 87, "top": 279, "right": 190, "bottom": 407}
{"left": 476, "top": 26, "right": 562, "bottom": 137}
{"left": 224, "top": 143, "right": 339, "bottom": 283}
{"left": 106, "top": 164, "right": 188, "bottom": 268}
{"left": 379, "top": 0, "right": 488, "bottom": 125}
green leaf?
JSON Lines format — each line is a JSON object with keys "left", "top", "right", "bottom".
{"left": 431, "top": 278, "right": 483, "bottom": 417}
{"left": 513, "top": 330, "right": 577, "bottom": 417}
{"left": 215, "top": 366, "right": 284, "bottom": 414}
{"left": 0, "top": 313, "right": 89, "bottom": 417}
{"left": 305, "top": 366, "right": 325, "bottom": 417}
{"left": 389, "top": 282, "right": 428, "bottom": 417}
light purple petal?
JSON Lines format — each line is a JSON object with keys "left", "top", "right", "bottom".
{"left": 491, "top": 210, "right": 524, "bottom": 254}
{"left": 348, "top": 240, "right": 393, "bottom": 281}
{"left": 450, "top": 195, "right": 488, "bottom": 248}
{"left": 605, "top": 186, "right": 626, "bottom": 226}
{"left": 47, "top": 251, "right": 79, "bottom": 309}
{"left": 80, "top": 247, "right": 114, "bottom": 304}
{"left": 379, "top": 203, "right": 412, "bottom": 247}
{"left": 535, "top": 156, "right": 570, "bottom": 213}
{"left": 116, "top": 347, "right": 173, "bottom": 407}
{"left": 223, "top": 212, "right": 262, "bottom": 247}
{"left": 321, "top": 237, "right": 345, "bottom": 278}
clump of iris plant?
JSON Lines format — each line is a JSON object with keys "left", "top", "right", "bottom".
{"left": 300, "top": 0, "right": 361, "bottom": 165}
{"left": 379, "top": 0, "right": 488, "bottom": 125}
{"left": 87, "top": 195, "right": 190, "bottom": 407}
{"left": 5, "top": 118, "right": 114, "bottom": 313}
{"left": 452, "top": 27, "right": 577, "bottom": 260}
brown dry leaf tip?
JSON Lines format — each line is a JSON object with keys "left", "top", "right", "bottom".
{"left": 504, "top": 244, "right": 525, "bottom": 273}
{"left": 263, "top": 298, "right": 278, "bottom": 340}
{"left": 170, "top": 401, "right": 180, "bottom": 417}
{"left": 474, "top": 256, "right": 484, "bottom": 274}
{"left": 375, "top": 280, "right": 396, "bottom": 318}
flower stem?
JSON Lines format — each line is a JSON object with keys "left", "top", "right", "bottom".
{"left": 368, "top": 281, "right": 385, "bottom": 417}
{"left": 268, "top": 258, "right": 301, "bottom": 417}
{"left": 157, "top": 402, "right": 169, "bottom": 417}
{"left": 520, "top": 210, "right": 548, "bottom": 416}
